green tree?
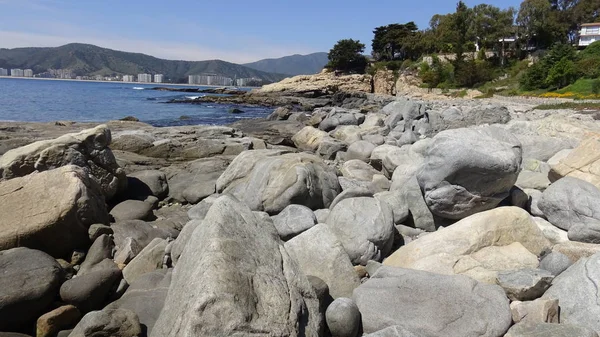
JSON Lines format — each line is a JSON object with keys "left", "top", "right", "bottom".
{"left": 517, "top": 0, "right": 563, "bottom": 49}
{"left": 520, "top": 61, "right": 549, "bottom": 90}
{"left": 326, "top": 39, "right": 368, "bottom": 73}
{"left": 470, "top": 4, "right": 517, "bottom": 51}
{"left": 453, "top": 1, "right": 471, "bottom": 64}
{"left": 372, "top": 22, "right": 420, "bottom": 61}
{"left": 546, "top": 56, "right": 577, "bottom": 88}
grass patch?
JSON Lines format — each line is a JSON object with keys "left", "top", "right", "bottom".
{"left": 534, "top": 102, "right": 600, "bottom": 110}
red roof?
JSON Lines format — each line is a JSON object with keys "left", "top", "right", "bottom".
{"left": 581, "top": 23, "right": 600, "bottom": 27}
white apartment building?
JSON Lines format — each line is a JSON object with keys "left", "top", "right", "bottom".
{"left": 579, "top": 23, "right": 600, "bottom": 47}
{"left": 122, "top": 75, "right": 135, "bottom": 82}
{"left": 189, "top": 74, "right": 233, "bottom": 86}
{"left": 23, "top": 69, "right": 33, "bottom": 77}
{"left": 10, "top": 69, "right": 24, "bottom": 77}
{"left": 137, "top": 73, "right": 152, "bottom": 83}
{"left": 154, "top": 74, "right": 163, "bottom": 83}
{"left": 0, "top": 68, "right": 7, "bottom": 76}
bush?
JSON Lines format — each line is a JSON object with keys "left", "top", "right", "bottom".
{"left": 520, "top": 62, "right": 549, "bottom": 90}
{"left": 546, "top": 57, "right": 577, "bottom": 89}
{"left": 592, "top": 79, "right": 600, "bottom": 95}
{"left": 577, "top": 56, "right": 600, "bottom": 79}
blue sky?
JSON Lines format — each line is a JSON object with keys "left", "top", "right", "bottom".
{"left": 0, "top": 0, "right": 523, "bottom": 63}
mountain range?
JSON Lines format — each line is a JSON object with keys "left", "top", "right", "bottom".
{"left": 0, "top": 43, "right": 328, "bottom": 83}
{"left": 243, "top": 52, "right": 328, "bottom": 76}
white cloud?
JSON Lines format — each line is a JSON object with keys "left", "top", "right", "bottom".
{"left": 0, "top": 29, "right": 316, "bottom": 64}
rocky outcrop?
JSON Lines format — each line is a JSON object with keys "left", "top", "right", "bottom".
{"left": 538, "top": 177, "right": 600, "bottom": 243}
{"left": 0, "top": 165, "right": 109, "bottom": 257}
{"left": 216, "top": 149, "right": 341, "bottom": 213}
{"left": 151, "top": 195, "right": 322, "bottom": 336}
{"left": 542, "top": 252, "right": 600, "bottom": 333}
{"left": 548, "top": 133, "right": 600, "bottom": 188}
{"left": 353, "top": 266, "right": 511, "bottom": 336}
{"left": 384, "top": 207, "right": 551, "bottom": 283}
{"left": 417, "top": 126, "right": 522, "bottom": 220}
{"left": 0, "top": 125, "right": 126, "bottom": 199}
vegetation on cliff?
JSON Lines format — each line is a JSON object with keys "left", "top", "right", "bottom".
{"left": 326, "top": 0, "right": 600, "bottom": 95}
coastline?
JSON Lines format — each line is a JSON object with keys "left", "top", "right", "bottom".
{"left": 0, "top": 76, "right": 257, "bottom": 89}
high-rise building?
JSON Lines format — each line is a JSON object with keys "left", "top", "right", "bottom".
{"left": 23, "top": 69, "right": 33, "bottom": 77}
{"left": 154, "top": 74, "right": 163, "bottom": 83}
{"left": 188, "top": 74, "right": 233, "bottom": 86}
{"left": 122, "top": 75, "right": 135, "bottom": 82}
{"left": 137, "top": 73, "right": 152, "bottom": 83}
{"left": 10, "top": 69, "right": 24, "bottom": 77}
{"left": 0, "top": 68, "right": 8, "bottom": 76}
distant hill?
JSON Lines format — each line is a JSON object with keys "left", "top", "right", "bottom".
{"left": 0, "top": 43, "right": 287, "bottom": 83}
{"left": 243, "top": 52, "right": 328, "bottom": 76}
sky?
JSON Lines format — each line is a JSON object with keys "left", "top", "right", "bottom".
{"left": 0, "top": 0, "right": 523, "bottom": 64}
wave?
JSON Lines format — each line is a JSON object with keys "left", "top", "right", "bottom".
{"left": 185, "top": 95, "right": 205, "bottom": 100}
{"left": 132, "top": 87, "right": 145, "bottom": 90}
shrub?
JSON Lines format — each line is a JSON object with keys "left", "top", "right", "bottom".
{"left": 592, "top": 79, "right": 600, "bottom": 95}
{"left": 546, "top": 57, "right": 577, "bottom": 89}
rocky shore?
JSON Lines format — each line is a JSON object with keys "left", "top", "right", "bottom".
{"left": 2, "top": 85, "right": 600, "bottom": 337}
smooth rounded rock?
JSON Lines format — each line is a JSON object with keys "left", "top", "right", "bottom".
{"left": 417, "top": 126, "right": 522, "bottom": 220}
{"left": 326, "top": 298, "right": 361, "bottom": 337}
{"left": 539, "top": 251, "right": 573, "bottom": 276}
{"left": 110, "top": 200, "right": 154, "bottom": 222}
{"left": 0, "top": 248, "right": 64, "bottom": 331}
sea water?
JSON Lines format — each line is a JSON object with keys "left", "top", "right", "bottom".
{"left": 0, "top": 78, "right": 273, "bottom": 126}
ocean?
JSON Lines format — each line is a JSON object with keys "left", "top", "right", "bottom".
{"left": 0, "top": 78, "right": 274, "bottom": 126}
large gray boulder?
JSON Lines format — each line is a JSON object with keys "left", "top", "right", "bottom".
{"left": 0, "top": 165, "right": 109, "bottom": 257}
{"left": 69, "top": 309, "right": 142, "bottom": 337}
{"left": 216, "top": 149, "right": 341, "bottom": 213}
{"left": 292, "top": 126, "right": 329, "bottom": 152}
{"left": 346, "top": 141, "right": 377, "bottom": 163}
{"left": 417, "top": 126, "right": 522, "bottom": 220}
{"left": 505, "top": 322, "right": 598, "bottom": 337}
{"left": 384, "top": 207, "right": 551, "bottom": 284}
{"left": 104, "top": 269, "right": 172, "bottom": 335}
{"left": 122, "top": 238, "right": 167, "bottom": 284}
{"left": 427, "top": 105, "right": 511, "bottom": 136}
{"left": 542, "top": 252, "right": 600, "bottom": 333}
{"left": 126, "top": 170, "right": 169, "bottom": 200}
{"left": 319, "top": 108, "right": 364, "bottom": 132}
{"left": 538, "top": 177, "right": 600, "bottom": 243}
{"left": 0, "top": 248, "right": 64, "bottom": 331}
{"left": 150, "top": 195, "right": 322, "bottom": 336}
{"left": 285, "top": 224, "right": 361, "bottom": 298}
{"left": 163, "top": 156, "right": 229, "bottom": 204}
{"left": 271, "top": 204, "right": 318, "bottom": 240}
{"left": 0, "top": 125, "right": 126, "bottom": 199}
{"left": 353, "top": 266, "right": 511, "bottom": 336}
{"left": 326, "top": 197, "right": 395, "bottom": 265}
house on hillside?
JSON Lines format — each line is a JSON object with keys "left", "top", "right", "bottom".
{"left": 579, "top": 23, "right": 600, "bottom": 47}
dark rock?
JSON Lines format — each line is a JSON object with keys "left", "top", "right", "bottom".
{"left": 110, "top": 200, "right": 155, "bottom": 222}
{"left": 105, "top": 269, "right": 172, "bottom": 336}
{"left": 60, "top": 261, "right": 122, "bottom": 313}
{"left": 0, "top": 248, "right": 64, "bottom": 331}
{"left": 69, "top": 309, "right": 142, "bottom": 337}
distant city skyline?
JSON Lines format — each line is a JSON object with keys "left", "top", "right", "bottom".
{"left": 0, "top": 0, "right": 523, "bottom": 64}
